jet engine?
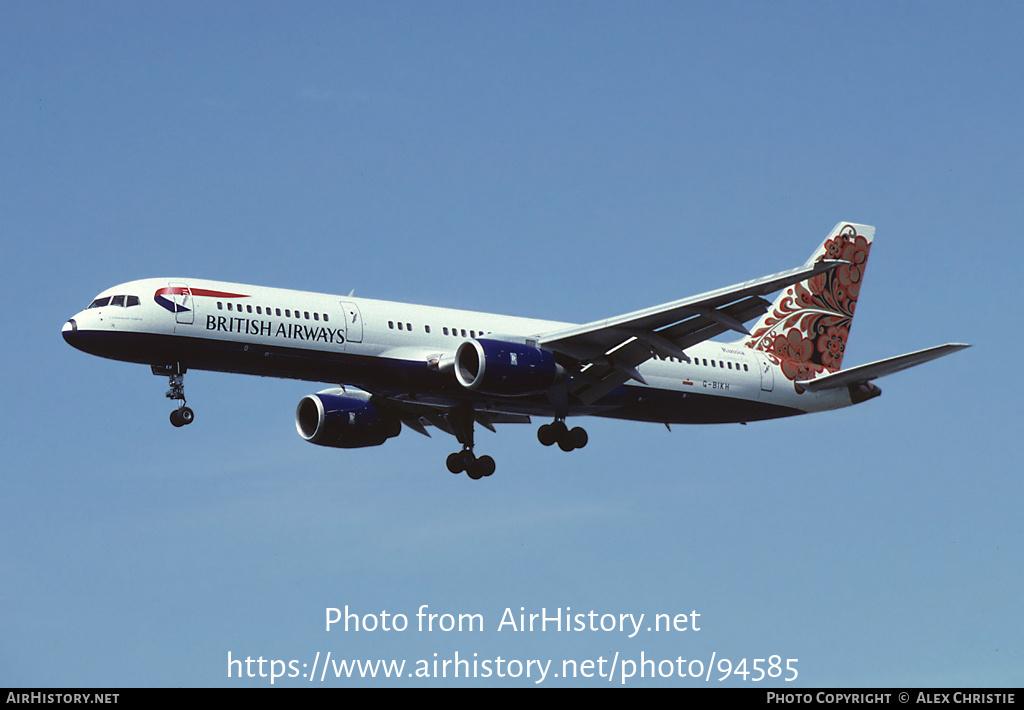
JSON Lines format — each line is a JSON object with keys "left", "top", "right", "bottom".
{"left": 454, "top": 338, "right": 564, "bottom": 396}
{"left": 295, "top": 388, "right": 401, "bottom": 448}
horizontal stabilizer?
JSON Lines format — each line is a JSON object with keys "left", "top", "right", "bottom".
{"left": 796, "top": 344, "right": 970, "bottom": 392}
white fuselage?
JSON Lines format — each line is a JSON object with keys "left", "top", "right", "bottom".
{"left": 63, "top": 277, "right": 852, "bottom": 425}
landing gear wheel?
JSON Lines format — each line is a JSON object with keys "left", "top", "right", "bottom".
{"left": 447, "top": 452, "right": 465, "bottom": 474}
{"left": 475, "top": 455, "right": 496, "bottom": 478}
{"left": 569, "top": 426, "right": 588, "bottom": 449}
{"left": 538, "top": 423, "right": 557, "bottom": 446}
{"left": 170, "top": 406, "right": 194, "bottom": 428}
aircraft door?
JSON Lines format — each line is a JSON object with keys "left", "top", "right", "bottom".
{"left": 755, "top": 352, "right": 774, "bottom": 392}
{"left": 169, "top": 282, "right": 194, "bottom": 325}
{"left": 340, "top": 301, "right": 362, "bottom": 343}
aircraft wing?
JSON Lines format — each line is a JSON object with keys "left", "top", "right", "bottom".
{"left": 538, "top": 259, "right": 847, "bottom": 405}
{"left": 796, "top": 343, "right": 971, "bottom": 392}
{"left": 372, "top": 394, "right": 532, "bottom": 439}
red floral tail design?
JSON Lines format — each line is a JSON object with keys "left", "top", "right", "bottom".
{"left": 743, "top": 223, "right": 874, "bottom": 387}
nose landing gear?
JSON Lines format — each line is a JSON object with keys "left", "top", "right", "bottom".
{"left": 153, "top": 364, "right": 194, "bottom": 427}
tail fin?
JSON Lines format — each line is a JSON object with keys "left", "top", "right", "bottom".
{"left": 743, "top": 222, "right": 874, "bottom": 384}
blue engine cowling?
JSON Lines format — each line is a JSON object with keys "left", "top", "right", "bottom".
{"left": 454, "top": 338, "right": 564, "bottom": 396}
{"left": 295, "top": 388, "right": 402, "bottom": 448}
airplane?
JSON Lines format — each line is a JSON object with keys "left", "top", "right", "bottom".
{"left": 62, "top": 222, "right": 967, "bottom": 479}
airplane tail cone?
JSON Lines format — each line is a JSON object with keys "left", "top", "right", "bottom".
{"left": 742, "top": 222, "right": 875, "bottom": 385}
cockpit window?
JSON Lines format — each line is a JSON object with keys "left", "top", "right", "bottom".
{"left": 87, "top": 295, "right": 140, "bottom": 308}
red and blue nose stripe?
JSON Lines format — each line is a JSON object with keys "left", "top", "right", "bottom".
{"left": 153, "top": 287, "right": 249, "bottom": 314}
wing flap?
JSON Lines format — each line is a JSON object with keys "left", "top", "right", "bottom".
{"left": 374, "top": 396, "right": 532, "bottom": 440}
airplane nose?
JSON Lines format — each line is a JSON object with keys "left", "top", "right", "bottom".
{"left": 62, "top": 318, "right": 77, "bottom": 345}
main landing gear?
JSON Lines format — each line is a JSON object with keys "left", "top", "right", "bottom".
{"left": 443, "top": 407, "right": 495, "bottom": 480}
{"left": 537, "top": 419, "right": 588, "bottom": 452}
{"left": 446, "top": 449, "right": 496, "bottom": 479}
{"left": 153, "top": 364, "right": 194, "bottom": 428}
{"left": 444, "top": 415, "right": 589, "bottom": 479}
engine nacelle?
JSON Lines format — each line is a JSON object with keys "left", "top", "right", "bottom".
{"left": 454, "top": 338, "right": 563, "bottom": 396}
{"left": 295, "top": 388, "right": 401, "bottom": 449}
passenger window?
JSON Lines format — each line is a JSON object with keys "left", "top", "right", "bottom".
{"left": 443, "top": 327, "right": 449, "bottom": 335}
{"left": 425, "top": 325, "right": 430, "bottom": 333}
{"left": 227, "top": 303, "right": 234, "bottom": 311}
{"left": 398, "top": 322, "right": 403, "bottom": 330}
{"left": 305, "top": 312, "right": 310, "bottom": 319}
{"left": 323, "top": 314, "right": 329, "bottom": 322}
{"left": 389, "top": 321, "right": 394, "bottom": 329}
{"left": 314, "top": 313, "right": 319, "bottom": 321}
{"left": 276, "top": 308, "right": 281, "bottom": 316}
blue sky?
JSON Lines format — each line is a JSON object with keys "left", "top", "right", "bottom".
{"left": 2, "top": 1, "right": 1020, "bottom": 687}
